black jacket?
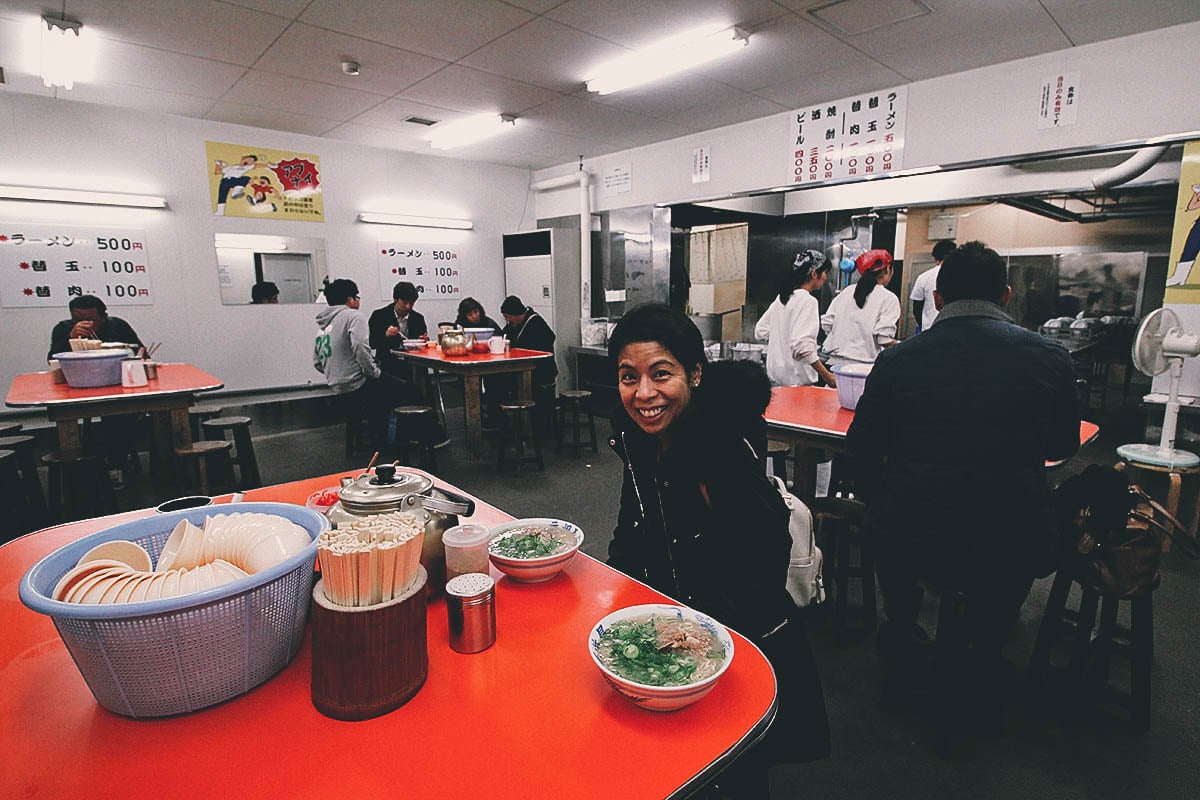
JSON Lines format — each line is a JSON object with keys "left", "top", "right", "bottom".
{"left": 502, "top": 307, "right": 557, "bottom": 384}
{"left": 49, "top": 316, "right": 143, "bottom": 361}
{"left": 607, "top": 360, "right": 793, "bottom": 638}
{"left": 845, "top": 300, "right": 1080, "bottom": 581}
{"left": 368, "top": 305, "right": 426, "bottom": 377}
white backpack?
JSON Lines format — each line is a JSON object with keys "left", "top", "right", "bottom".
{"left": 745, "top": 440, "right": 825, "bottom": 607}
{"left": 769, "top": 475, "right": 825, "bottom": 607}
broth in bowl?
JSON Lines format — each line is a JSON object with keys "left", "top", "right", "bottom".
{"left": 596, "top": 613, "right": 726, "bottom": 687}
{"left": 489, "top": 524, "right": 575, "bottom": 559}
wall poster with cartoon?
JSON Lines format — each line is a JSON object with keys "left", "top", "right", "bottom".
{"left": 1165, "top": 140, "right": 1200, "bottom": 303}
{"left": 205, "top": 141, "right": 323, "bottom": 222}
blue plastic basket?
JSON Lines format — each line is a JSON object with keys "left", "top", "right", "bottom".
{"left": 19, "top": 502, "right": 328, "bottom": 718}
{"left": 52, "top": 349, "right": 127, "bottom": 387}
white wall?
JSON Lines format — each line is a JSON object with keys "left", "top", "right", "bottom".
{"left": 534, "top": 21, "right": 1200, "bottom": 218}
{"left": 0, "top": 93, "right": 535, "bottom": 397}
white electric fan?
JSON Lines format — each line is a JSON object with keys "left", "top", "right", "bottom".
{"left": 1119, "top": 308, "right": 1200, "bottom": 469}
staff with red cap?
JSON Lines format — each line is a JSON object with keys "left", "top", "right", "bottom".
{"left": 820, "top": 249, "right": 900, "bottom": 368}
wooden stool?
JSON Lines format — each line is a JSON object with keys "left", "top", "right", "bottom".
{"left": 188, "top": 405, "right": 225, "bottom": 442}
{"left": 0, "top": 435, "right": 50, "bottom": 529}
{"left": 766, "top": 438, "right": 791, "bottom": 483}
{"left": 556, "top": 390, "right": 598, "bottom": 456}
{"left": 338, "top": 394, "right": 370, "bottom": 458}
{"left": 173, "top": 440, "right": 234, "bottom": 496}
{"left": 1115, "top": 450, "right": 1200, "bottom": 553}
{"left": 41, "top": 452, "right": 117, "bottom": 524}
{"left": 497, "top": 402, "right": 543, "bottom": 473}
{"left": 394, "top": 405, "right": 439, "bottom": 472}
{"left": 0, "top": 450, "right": 31, "bottom": 543}
{"left": 202, "top": 416, "right": 263, "bottom": 489}
{"left": 1027, "top": 569, "right": 1155, "bottom": 730}
{"left": 810, "top": 493, "right": 876, "bottom": 646}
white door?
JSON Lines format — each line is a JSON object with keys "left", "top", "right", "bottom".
{"left": 505, "top": 254, "right": 555, "bottom": 330}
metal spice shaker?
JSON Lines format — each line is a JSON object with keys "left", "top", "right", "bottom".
{"left": 445, "top": 572, "right": 496, "bottom": 654}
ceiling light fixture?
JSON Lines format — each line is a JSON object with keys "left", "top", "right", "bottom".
{"left": 585, "top": 25, "right": 750, "bottom": 95}
{"left": 40, "top": 16, "right": 93, "bottom": 90}
{"left": 0, "top": 185, "right": 167, "bottom": 208}
{"left": 357, "top": 212, "right": 473, "bottom": 230}
{"left": 424, "top": 114, "right": 517, "bottom": 150}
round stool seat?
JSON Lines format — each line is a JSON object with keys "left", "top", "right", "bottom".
{"left": 0, "top": 422, "right": 23, "bottom": 436}
{"left": 500, "top": 401, "right": 535, "bottom": 412}
{"left": 201, "top": 415, "right": 252, "bottom": 431}
{"left": 394, "top": 405, "right": 434, "bottom": 416}
{"left": 175, "top": 440, "right": 233, "bottom": 456}
{"left": 560, "top": 389, "right": 592, "bottom": 400}
{"left": 1117, "top": 443, "right": 1200, "bottom": 469}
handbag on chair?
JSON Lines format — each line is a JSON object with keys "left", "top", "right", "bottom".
{"left": 1054, "top": 465, "right": 1199, "bottom": 597}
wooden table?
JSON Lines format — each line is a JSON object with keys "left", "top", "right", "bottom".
{"left": 5, "top": 363, "right": 224, "bottom": 474}
{"left": 764, "top": 385, "right": 1101, "bottom": 502}
{"left": 0, "top": 471, "right": 777, "bottom": 799}
{"left": 393, "top": 345, "right": 554, "bottom": 460}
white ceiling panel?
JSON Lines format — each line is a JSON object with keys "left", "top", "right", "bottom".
{"left": 298, "top": 0, "right": 533, "bottom": 62}
{"left": 91, "top": 39, "right": 246, "bottom": 98}
{"left": 696, "top": 13, "right": 872, "bottom": 91}
{"left": 203, "top": 99, "right": 343, "bottom": 138}
{"left": 0, "top": 0, "right": 1194, "bottom": 168}
{"left": 458, "top": 16, "right": 628, "bottom": 92}
{"left": 256, "top": 23, "right": 448, "bottom": 97}
{"left": 398, "top": 65, "right": 563, "bottom": 115}
{"left": 64, "top": 0, "right": 291, "bottom": 65}
{"left": 1039, "top": 0, "right": 1200, "bottom": 44}
{"left": 222, "top": 69, "right": 388, "bottom": 122}
{"left": 546, "top": 0, "right": 787, "bottom": 48}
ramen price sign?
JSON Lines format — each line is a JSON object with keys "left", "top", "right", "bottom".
{"left": 0, "top": 224, "right": 153, "bottom": 308}
{"left": 787, "top": 85, "right": 907, "bottom": 185}
{"left": 377, "top": 243, "right": 462, "bottom": 299}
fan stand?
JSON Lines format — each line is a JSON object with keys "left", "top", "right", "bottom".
{"left": 1118, "top": 358, "right": 1200, "bottom": 469}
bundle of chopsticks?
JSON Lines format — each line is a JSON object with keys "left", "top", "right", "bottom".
{"left": 317, "top": 512, "right": 425, "bottom": 607}
{"left": 138, "top": 342, "right": 162, "bottom": 360}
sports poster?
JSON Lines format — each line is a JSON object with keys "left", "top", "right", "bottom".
{"left": 787, "top": 86, "right": 907, "bottom": 185}
{"left": 0, "top": 224, "right": 152, "bottom": 308}
{"left": 1164, "top": 140, "right": 1200, "bottom": 304}
{"left": 205, "top": 141, "right": 324, "bottom": 222}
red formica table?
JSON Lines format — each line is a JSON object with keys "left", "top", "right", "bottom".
{"left": 393, "top": 345, "right": 554, "bottom": 460}
{"left": 0, "top": 471, "right": 777, "bottom": 799}
{"left": 5, "top": 363, "right": 224, "bottom": 471}
{"left": 764, "top": 385, "right": 1101, "bottom": 501}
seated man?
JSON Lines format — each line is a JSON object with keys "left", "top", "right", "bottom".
{"left": 48, "top": 295, "right": 146, "bottom": 487}
{"left": 316, "top": 279, "right": 447, "bottom": 456}
{"left": 368, "top": 281, "right": 427, "bottom": 380}
{"left": 845, "top": 241, "right": 1080, "bottom": 724}
{"left": 490, "top": 295, "right": 558, "bottom": 415}
{"left": 251, "top": 281, "right": 280, "bottom": 304}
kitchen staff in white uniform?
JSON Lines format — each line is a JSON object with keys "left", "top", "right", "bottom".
{"left": 754, "top": 250, "right": 837, "bottom": 387}
{"left": 820, "top": 249, "right": 900, "bottom": 368}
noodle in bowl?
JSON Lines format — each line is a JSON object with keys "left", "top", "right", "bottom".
{"left": 588, "top": 603, "right": 734, "bottom": 712}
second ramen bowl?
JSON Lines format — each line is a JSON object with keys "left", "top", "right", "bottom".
{"left": 588, "top": 603, "right": 735, "bottom": 712}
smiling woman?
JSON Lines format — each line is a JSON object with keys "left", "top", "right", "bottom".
{"left": 213, "top": 233, "right": 327, "bottom": 305}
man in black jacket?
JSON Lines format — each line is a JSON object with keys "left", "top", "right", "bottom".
{"left": 846, "top": 241, "right": 1080, "bottom": 721}
{"left": 499, "top": 295, "right": 556, "bottom": 386}
{"left": 368, "top": 281, "right": 427, "bottom": 379}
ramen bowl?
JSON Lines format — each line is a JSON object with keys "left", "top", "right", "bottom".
{"left": 487, "top": 518, "right": 583, "bottom": 582}
{"left": 589, "top": 603, "right": 735, "bottom": 712}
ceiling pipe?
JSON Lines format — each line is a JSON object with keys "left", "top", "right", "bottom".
{"left": 1091, "top": 145, "right": 1169, "bottom": 190}
{"left": 531, "top": 162, "right": 591, "bottom": 320}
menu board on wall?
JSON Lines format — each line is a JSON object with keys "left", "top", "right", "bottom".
{"left": 0, "top": 224, "right": 152, "bottom": 308}
{"left": 377, "top": 244, "right": 463, "bottom": 300}
{"left": 787, "top": 86, "right": 907, "bottom": 185}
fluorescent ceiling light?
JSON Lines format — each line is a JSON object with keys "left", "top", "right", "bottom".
{"left": 0, "top": 185, "right": 167, "bottom": 208}
{"left": 586, "top": 25, "right": 750, "bottom": 95}
{"left": 424, "top": 114, "right": 516, "bottom": 150}
{"left": 40, "top": 16, "right": 95, "bottom": 90}
{"left": 358, "top": 212, "right": 473, "bottom": 230}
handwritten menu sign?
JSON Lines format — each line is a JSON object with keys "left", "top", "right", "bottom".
{"left": 787, "top": 85, "right": 907, "bottom": 185}
{"left": 377, "top": 244, "right": 463, "bottom": 299}
{"left": 0, "top": 224, "right": 153, "bottom": 308}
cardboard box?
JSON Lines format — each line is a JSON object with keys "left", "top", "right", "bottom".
{"left": 689, "top": 280, "right": 746, "bottom": 314}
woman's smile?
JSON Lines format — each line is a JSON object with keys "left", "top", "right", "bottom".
{"left": 617, "top": 341, "right": 699, "bottom": 438}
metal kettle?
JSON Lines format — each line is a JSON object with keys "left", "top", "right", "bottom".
{"left": 324, "top": 464, "right": 476, "bottom": 591}
{"left": 438, "top": 329, "right": 472, "bottom": 356}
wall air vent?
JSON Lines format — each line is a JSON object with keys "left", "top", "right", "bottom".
{"left": 403, "top": 115, "right": 439, "bottom": 127}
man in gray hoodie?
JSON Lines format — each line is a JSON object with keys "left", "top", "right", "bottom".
{"left": 315, "top": 278, "right": 448, "bottom": 454}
